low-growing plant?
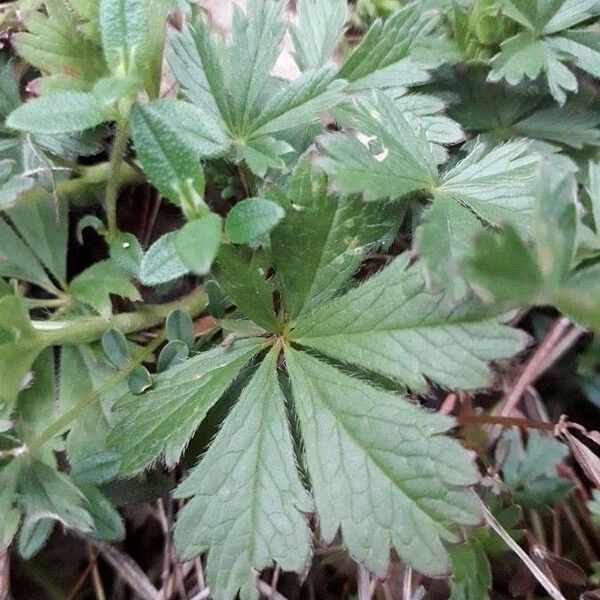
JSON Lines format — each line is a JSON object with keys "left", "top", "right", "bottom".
{"left": 0, "top": 0, "right": 599, "bottom": 598}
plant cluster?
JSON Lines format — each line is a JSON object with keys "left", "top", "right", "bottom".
{"left": 0, "top": 0, "right": 599, "bottom": 599}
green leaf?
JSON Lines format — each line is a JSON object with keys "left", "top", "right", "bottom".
{"left": 533, "top": 164, "right": 577, "bottom": 282}
{"left": 292, "top": 255, "right": 527, "bottom": 391}
{"left": 0, "top": 295, "right": 44, "bottom": 416}
{"left": 174, "top": 349, "right": 312, "bottom": 600}
{"left": 101, "top": 329, "right": 130, "bottom": 369}
{"left": 109, "top": 232, "right": 143, "bottom": 278}
{"left": 236, "top": 136, "right": 294, "bottom": 177}
{"left": 59, "top": 344, "right": 129, "bottom": 464}
{"left": 488, "top": 32, "right": 577, "bottom": 104}
{"left": 227, "top": 0, "right": 287, "bottom": 130}
{"left": 249, "top": 68, "right": 346, "bottom": 137}
{"left": 8, "top": 192, "right": 68, "bottom": 286}
{"left": 319, "top": 92, "right": 437, "bottom": 200}
{"left": 167, "top": 15, "right": 232, "bottom": 127}
{"left": 82, "top": 486, "right": 125, "bottom": 542}
{"left": 128, "top": 365, "right": 153, "bottom": 394}
{"left": 166, "top": 309, "right": 195, "bottom": 347}
{"left": 435, "top": 140, "right": 539, "bottom": 231}
{"left": 18, "top": 518, "right": 53, "bottom": 559}
{"left": 393, "top": 93, "right": 465, "bottom": 162}
{"left": 270, "top": 160, "right": 399, "bottom": 320}
{"left": 100, "top": 0, "right": 151, "bottom": 77}
{"left": 17, "top": 349, "right": 57, "bottom": 437}
{"left": 291, "top": 0, "right": 348, "bottom": 71}
{"left": 70, "top": 452, "right": 121, "bottom": 486}
{"left": 131, "top": 100, "right": 229, "bottom": 207}
{"left": 337, "top": 4, "right": 438, "bottom": 90}
{"left": 157, "top": 340, "right": 189, "bottom": 372}
{"left": 0, "top": 159, "right": 34, "bottom": 210}
{"left": 13, "top": 0, "right": 106, "bottom": 85}
{"left": 225, "top": 198, "right": 284, "bottom": 244}
{"left": 588, "top": 160, "right": 600, "bottom": 233}
{"left": 109, "top": 339, "right": 265, "bottom": 474}
{"left": 468, "top": 225, "right": 544, "bottom": 304}
{"left": 415, "top": 195, "right": 483, "bottom": 298}
{"left": 6, "top": 92, "right": 107, "bottom": 134}
{"left": 449, "top": 540, "right": 492, "bottom": 600}
{"left": 212, "top": 246, "right": 278, "bottom": 332}
{"left": 550, "top": 30, "right": 600, "bottom": 79}
{"left": 500, "top": 429, "right": 572, "bottom": 507}
{"left": 0, "top": 217, "right": 58, "bottom": 294}
{"left": 285, "top": 346, "right": 480, "bottom": 576}
{"left": 140, "top": 232, "right": 189, "bottom": 286}
{"left": 18, "top": 460, "right": 93, "bottom": 533}
{"left": 70, "top": 260, "right": 140, "bottom": 318}
{"left": 175, "top": 213, "right": 223, "bottom": 275}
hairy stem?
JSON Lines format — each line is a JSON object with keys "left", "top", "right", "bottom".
{"left": 28, "top": 333, "right": 164, "bottom": 454}
{"left": 105, "top": 119, "right": 131, "bottom": 239}
{"left": 33, "top": 287, "right": 208, "bottom": 347}
{"left": 18, "top": 162, "right": 140, "bottom": 208}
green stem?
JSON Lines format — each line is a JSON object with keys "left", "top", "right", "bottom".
{"left": 28, "top": 333, "right": 165, "bottom": 454}
{"left": 105, "top": 119, "right": 131, "bottom": 239}
{"left": 17, "top": 161, "right": 141, "bottom": 207}
{"left": 24, "top": 296, "right": 71, "bottom": 310}
{"left": 33, "top": 287, "right": 208, "bottom": 347}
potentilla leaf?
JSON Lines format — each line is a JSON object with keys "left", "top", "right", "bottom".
{"left": 0, "top": 295, "right": 45, "bottom": 417}
{"left": 99, "top": 0, "right": 151, "bottom": 78}
{"left": 59, "top": 344, "right": 129, "bottom": 466}
{"left": 284, "top": 346, "right": 480, "bottom": 576}
{"left": 174, "top": 348, "right": 312, "bottom": 600}
{"left": 69, "top": 260, "right": 140, "bottom": 319}
{"left": 0, "top": 216, "right": 59, "bottom": 294}
{"left": 249, "top": 68, "right": 346, "bottom": 137}
{"left": 435, "top": 139, "right": 539, "bottom": 232}
{"left": 13, "top": 0, "right": 106, "bottom": 86}
{"left": 8, "top": 193, "right": 69, "bottom": 287}
{"left": 6, "top": 92, "right": 108, "bottom": 134}
{"left": 292, "top": 255, "right": 527, "bottom": 391}
{"left": 224, "top": 198, "right": 284, "bottom": 244}
{"left": 167, "top": 15, "right": 233, "bottom": 128}
{"left": 212, "top": 245, "right": 278, "bottom": 332}
{"left": 175, "top": 213, "right": 223, "bottom": 275}
{"left": 227, "top": 0, "right": 287, "bottom": 131}
{"left": 140, "top": 232, "right": 189, "bottom": 286}
{"left": 109, "top": 339, "right": 265, "bottom": 474}
{"left": 270, "top": 160, "right": 400, "bottom": 321}
{"left": 291, "top": 0, "right": 349, "bottom": 72}
{"left": 415, "top": 194, "right": 483, "bottom": 298}
{"left": 318, "top": 92, "right": 438, "bottom": 200}
{"left": 17, "top": 460, "right": 93, "bottom": 533}
{"left": 131, "top": 100, "right": 230, "bottom": 208}
{"left": 337, "top": 4, "right": 438, "bottom": 91}
{"left": 0, "top": 160, "right": 34, "bottom": 210}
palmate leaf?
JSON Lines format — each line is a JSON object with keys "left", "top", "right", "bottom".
{"left": 270, "top": 160, "right": 400, "bottom": 321}
{"left": 337, "top": 3, "right": 439, "bottom": 91}
{"left": 435, "top": 139, "right": 539, "bottom": 232}
{"left": 285, "top": 347, "right": 480, "bottom": 576}
{"left": 167, "top": 0, "right": 346, "bottom": 174}
{"left": 291, "top": 0, "right": 349, "bottom": 72}
{"left": 69, "top": 260, "right": 140, "bottom": 319}
{"left": 489, "top": 0, "right": 600, "bottom": 103}
{"left": 292, "top": 254, "right": 527, "bottom": 391}
{"left": 174, "top": 348, "right": 312, "bottom": 600}
{"left": 110, "top": 339, "right": 265, "bottom": 474}
{"left": 13, "top": 0, "right": 106, "bottom": 87}
{"left": 415, "top": 194, "right": 483, "bottom": 298}
{"left": 319, "top": 92, "right": 437, "bottom": 200}
{"left": 445, "top": 72, "right": 600, "bottom": 150}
